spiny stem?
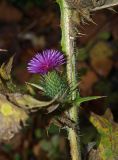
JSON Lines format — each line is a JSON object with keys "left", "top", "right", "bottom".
{"left": 56, "top": 0, "right": 81, "bottom": 160}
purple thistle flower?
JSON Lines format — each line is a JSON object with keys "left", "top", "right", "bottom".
{"left": 27, "top": 49, "right": 65, "bottom": 74}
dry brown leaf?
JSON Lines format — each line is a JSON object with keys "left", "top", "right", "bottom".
{"left": 0, "top": 94, "right": 28, "bottom": 141}
{"left": 91, "top": 57, "right": 113, "bottom": 77}
{"left": 33, "top": 142, "right": 42, "bottom": 157}
{"left": 88, "top": 108, "right": 118, "bottom": 160}
{"left": 90, "top": 41, "right": 113, "bottom": 60}
{"left": 80, "top": 70, "right": 98, "bottom": 96}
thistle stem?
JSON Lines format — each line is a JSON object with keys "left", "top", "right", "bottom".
{"left": 56, "top": 0, "right": 81, "bottom": 160}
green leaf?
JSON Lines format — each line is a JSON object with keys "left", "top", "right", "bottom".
{"left": 75, "top": 95, "right": 105, "bottom": 105}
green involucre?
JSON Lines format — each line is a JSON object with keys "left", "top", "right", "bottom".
{"left": 40, "top": 71, "right": 68, "bottom": 98}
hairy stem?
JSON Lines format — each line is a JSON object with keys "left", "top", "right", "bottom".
{"left": 56, "top": 0, "right": 81, "bottom": 160}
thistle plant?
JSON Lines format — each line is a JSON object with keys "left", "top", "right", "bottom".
{"left": 26, "top": 3, "right": 103, "bottom": 159}
{"left": 27, "top": 49, "right": 68, "bottom": 98}
{"left": 0, "top": 0, "right": 118, "bottom": 159}
{"left": 27, "top": 47, "right": 102, "bottom": 160}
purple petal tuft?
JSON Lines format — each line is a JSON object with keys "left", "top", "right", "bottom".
{"left": 27, "top": 49, "right": 65, "bottom": 74}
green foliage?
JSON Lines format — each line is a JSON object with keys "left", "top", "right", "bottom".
{"left": 75, "top": 95, "right": 105, "bottom": 105}
{"left": 98, "top": 32, "right": 111, "bottom": 40}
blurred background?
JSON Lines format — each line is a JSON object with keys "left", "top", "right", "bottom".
{"left": 0, "top": 0, "right": 118, "bottom": 159}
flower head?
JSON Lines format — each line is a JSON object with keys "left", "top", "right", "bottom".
{"left": 27, "top": 49, "right": 65, "bottom": 74}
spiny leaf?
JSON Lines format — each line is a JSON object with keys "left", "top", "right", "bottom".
{"left": 6, "top": 93, "right": 59, "bottom": 111}
{"left": 75, "top": 95, "right": 105, "bottom": 105}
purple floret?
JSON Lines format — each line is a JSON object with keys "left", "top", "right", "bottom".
{"left": 27, "top": 49, "right": 65, "bottom": 74}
